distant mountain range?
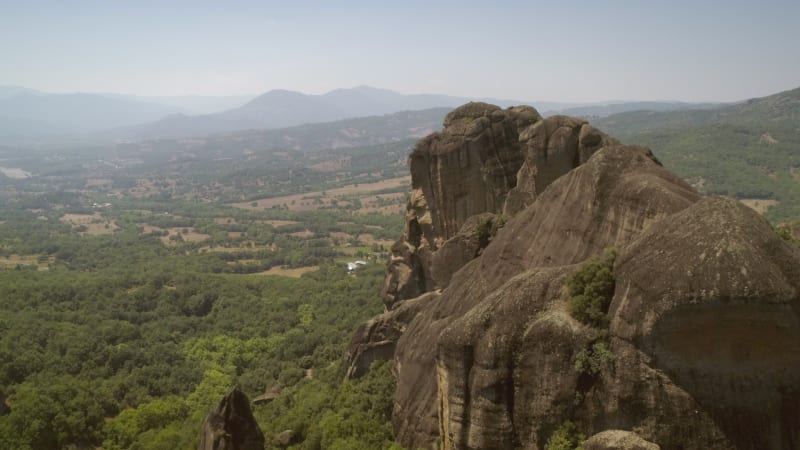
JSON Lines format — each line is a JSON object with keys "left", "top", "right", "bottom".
{"left": 109, "top": 86, "right": 533, "bottom": 141}
{"left": 0, "top": 84, "right": 725, "bottom": 144}
{"left": 0, "top": 86, "right": 256, "bottom": 138}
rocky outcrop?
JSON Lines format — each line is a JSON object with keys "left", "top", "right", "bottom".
{"left": 504, "top": 115, "right": 619, "bottom": 215}
{"left": 252, "top": 385, "right": 282, "bottom": 405}
{"left": 583, "top": 430, "right": 660, "bottom": 450}
{"left": 382, "top": 103, "right": 540, "bottom": 309}
{"left": 353, "top": 102, "right": 800, "bottom": 449}
{"left": 606, "top": 197, "right": 800, "bottom": 449}
{"left": 198, "top": 388, "right": 265, "bottom": 450}
{"left": 382, "top": 106, "right": 622, "bottom": 309}
{"left": 275, "top": 429, "right": 298, "bottom": 448}
{"left": 429, "top": 212, "right": 500, "bottom": 289}
{"left": 347, "top": 291, "right": 437, "bottom": 379}
{"left": 394, "top": 144, "right": 700, "bottom": 448}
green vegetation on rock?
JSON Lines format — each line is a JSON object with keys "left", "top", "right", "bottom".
{"left": 574, "top": 341, "right": 615, "bottom": 377}
{"left": 567, "top": 248, "right": 617, "bottom": 327}
{"left": 545, "top": 420, "right": 585, "bottom": 450}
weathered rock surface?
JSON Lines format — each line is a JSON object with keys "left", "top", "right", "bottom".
{"left": 393, "top": 144, "right": 700, "bottom": 449}
{"left": 346, "top": 292, "right": 436, "bottom": 379}
{"left": 198, "top": 388, "right": 265, "bottom": 450}
{"left": 382, "top": 103, "right": 540, "bottom": 309}
{"left": 352, "top": 103, "right": 800, "bottom": 450}
{"left": 607, "top": 197, "right": 800, "bottom": 449}
{"left": 252, "top": 385, "right": 282, "bottom": 405}
{"left": 429, "top": 212, "right": 500, "bottom": 289}
{"left": 275, "top": 429, "right": 298, "bottom": 448}
{"left": 504, "top": 115, "right": 619, "bottom": 215}
{"left": 583, "top": 430, "right": 660, "bottom": 450}
{"left": 382, "top": 107, "right": 622, "bottom": 309}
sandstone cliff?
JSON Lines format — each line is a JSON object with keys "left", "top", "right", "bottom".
{"left": 381, "top": 104, "right": 618, "bottom": 310}
{"left": 349, "top": 102, "right": 800, "bottom": 450}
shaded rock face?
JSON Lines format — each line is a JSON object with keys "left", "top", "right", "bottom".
{"left": 392, "top": 145, "right": 700, "bottom": 448}
{"left": 353, "top": 103, "right": 800, "bottom": 449}
{"left": 382, "top": 107, "right": 622, "bottom": 310}
{"left": 382, "top": 103, "right": 540, "bottom": 310}
{"left": 346, "top": 292, "right": 436, "bottom": 379}
{"left": 199, "top": 388, "right": 265, "bottom": 450}
{"left": 608, "top": 197, "right": 800, "bottom": 449}
{"left": 504, "top": 115, "right": 619, "bottom": 215}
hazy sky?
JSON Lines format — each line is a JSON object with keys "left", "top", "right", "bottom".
{"left": 2, "top": 0, "right": 798, "bottom": 102}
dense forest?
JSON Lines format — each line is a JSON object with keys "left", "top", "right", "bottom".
{"left": 0, "top": 136, "right": 411, "bottom": 449}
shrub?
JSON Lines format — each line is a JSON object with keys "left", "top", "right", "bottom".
{"left": 545, "top": 420, "right": 585, "bottom": 450}
{"left": 567, "top": 248, "right": 617, "bottom": 327}
{"left": 574, "top": 341, "right": 615, "bottom": 377}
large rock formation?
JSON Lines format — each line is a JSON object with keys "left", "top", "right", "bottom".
{"left": 381, "top": 105, "right": 620, "bottom": 309}
{"left": 349, "top": 102, "right": 800, "bottom": 450}
{"left": 198, "top": 388, "right": 265, "bottom": 450}
{"left": 393, "top": 144, "right": 700, "bottom": 448}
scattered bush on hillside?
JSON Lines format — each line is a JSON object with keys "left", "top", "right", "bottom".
{"left": 574, "top": 340, "right": 615, "bottom": 377}
{"left": 567, "top": 248, "right": 617, "bottom": 327}
{"left": 545, "top": 420, "right": 585, "bottom": 450}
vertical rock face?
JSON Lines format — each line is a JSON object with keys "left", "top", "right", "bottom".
{"left": 351, "top": 102, "right": 800, "bottom": 449}
{"left": 408, "top": 103, "right": 538, "bottom": 248}
{"left": 393, "top": 145, "right": 700, "bottom": 449}
{"left": 504, "top": 115, "right": 620, "bottom": 215}
{"left": 382, "top": 106, "right": 622, "bottom": 310}
{"left": 382, "top": 103, "right": 540, "bottom": 310}
{"left": 198, "top": 388, "right": 265, "bottom": 450}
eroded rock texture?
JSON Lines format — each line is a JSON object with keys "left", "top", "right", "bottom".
{"left": 381, "top": 106, "right": 622, "bottom": 310}
{"left": 504, "top": 115, "right": 619, "bottom": 215}
{"left": 381, "top": 103, "right": 540, "bottom": 310}
{"left": 198, "top": 388, "right": 265, "bottom": 450}
{"left": 393, "top": 144, "right": 699, "bottom": 448}
{"left": 583, "top": 430, "right": 660, "bottom": 450}
{"left": 351, "top": 103, "right": 800, "bottom": 449}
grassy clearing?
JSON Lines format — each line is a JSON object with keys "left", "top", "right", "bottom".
{"left": 253, "top": 265, "right": 320, "bottom": 278}
{"left": 60, "top": 213, "right": 119, "bottom": 235}
{"left": 231, "top": 176, "right": 410, "bottom": 212}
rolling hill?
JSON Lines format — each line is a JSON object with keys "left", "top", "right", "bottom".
{"left": 595, "top": 86, "right": 800, "bottom": 221}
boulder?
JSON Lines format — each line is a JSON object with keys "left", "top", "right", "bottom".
{"left": 583, "top": 430, "right": 660, "bottom": 450}
{"left": 275, "top": 429, "right": 298, "bottom": 447}
{"left": 198, "top": 388, "right": 265, "bottom": 450}
{"left": 252, "top": 385, "right": 282, "bottom": 405}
